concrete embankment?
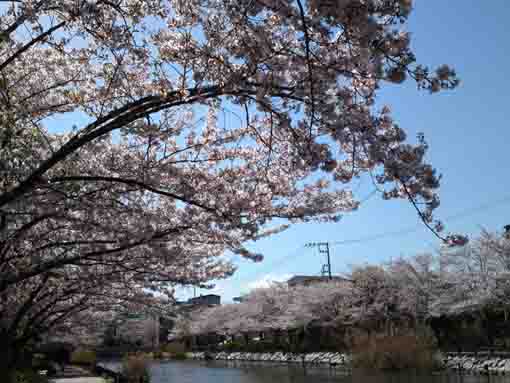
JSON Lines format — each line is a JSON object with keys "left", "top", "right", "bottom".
{"left": 189, "top": 351, "right": 510, "bottom": 374}
{"left": 443, "top": 353, "right": 510, "bottom": 375}
{"left": 188, "top": 351, "right": 349, "bottom": 366}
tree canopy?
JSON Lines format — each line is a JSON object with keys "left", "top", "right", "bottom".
{"left": 0, "top": 0, "right": 465, "bottom": 375}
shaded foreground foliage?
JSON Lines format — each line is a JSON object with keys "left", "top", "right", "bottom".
{"left": 70, "top": 348, "right": 97, "bottom": 367}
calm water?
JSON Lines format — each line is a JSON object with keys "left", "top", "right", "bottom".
{"left": 102, "top": 360, "right": 510, "bottom": 383}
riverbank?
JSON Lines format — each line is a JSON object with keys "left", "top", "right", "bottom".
{"left": 50, "top": 379, "right": 106, "bottom": 383}
{"left": 443, "top": 353, "right": 510, "bottom": 375}
{"left": 188, "top": 351, "right": 349, "bottom": 366}
{"left": 45, "top": 363, "right": 123, "bottom": 383}
{"left": 187, "top": 351, "right": 510, "bottom": 374}
{"left": 49, "top": 365, "right": 107, "bottom": 383}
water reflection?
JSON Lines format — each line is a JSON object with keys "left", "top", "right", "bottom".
{"left": 146, "top": 360, "right": 510, "bottom": 383}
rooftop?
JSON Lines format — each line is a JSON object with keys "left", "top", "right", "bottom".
{"left": 287, "top": 275, "right": 350, "bottom": 286}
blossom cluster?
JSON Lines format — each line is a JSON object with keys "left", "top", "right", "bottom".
{"left": 0, "top": 0, "right": 461, "bottom": 361}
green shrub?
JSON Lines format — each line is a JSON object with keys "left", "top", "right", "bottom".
{"left": 160, "top": 342, "right": 189, "bottom": 359}
{"left": 161, "top": 341, "right": 187, "bottom": 354}
{"left": 351, "top": 330, "right": 441, "bottom": 371}
{"left": 122, "top": 354, "right": 150, "bottom": 383}
{"left": 172, "top": 352, "right": 187, "bottom": 360}
{"left": 13, "top": 369, "right": 49, "bottom": 383}
{"left": 222, "top": 340, "right": 244, "bottom": 352}
{"left": 31, "top": 360, "right": 57, "bottom": 377}
{"left": 245, "top": 340, "right": 279, "bottom": 353}
{"left": 70, "top": 349, "right": 96, "bottom": 366}
{"left": 36, "top": 342, "right": 72, "bottom": 365}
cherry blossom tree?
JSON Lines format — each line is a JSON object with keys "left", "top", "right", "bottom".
{"left": 347, "top": 264, "right": 414, "bottom": 334}
{"left": 388, "top": 254, "right": 442, "bottom": 318}
{"left": 480, "top": 231, "right": 510, "bottom": 312}
{"left": 0, "top": 0, "right": 464, "bottom": 377}
{"left": 182, "top": 240, "right": 510, "bottom": 349}
{"left": 437, "top": 230, "right": 510, "bottom": 316}
{"left": 183, "top": 284, "right": 299, "bottom": 337}
{"left": 439, "top": 235, "right": 495, "bottom": 312}
{"left": 181, "top": 281, "right": 355, "bottom": 341}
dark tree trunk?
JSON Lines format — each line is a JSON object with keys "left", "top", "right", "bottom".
{"left": 0, "top": 337, "right": 18, "bottom": 383}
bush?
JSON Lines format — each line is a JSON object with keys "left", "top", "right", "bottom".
{"left": 247, "top": 340, "right": 280, "bottom": 353}
{"left": 122, "top": 354, "right": 150, "bottom": 383}
{"left": 36, "top": 342, "right": 73, "bottom": 365}
{"left": 351, "top": 330, "right": 441, "bottom": 371}
{"left": 159, "top": 342, "right": 188, "bottom": 360}
{"left": 70, "top": 349, "right": 96, "bottom": 366}
{"left": 31, "top": 360, "right": 57, "bottom": 377}
{"left": 161, "top": 341, "right": 187, "bottom": 354}
{"left": 172, "top": 352, "right": 187, "bottom": 360}
{"left": 222, "top": 340, "right": 244, "bottom": 352}
{"left": 32, "top": 354, "right": 57, "bottom": 376}
{"left": 13, "top": 370, "right": 49, "bottom": 383}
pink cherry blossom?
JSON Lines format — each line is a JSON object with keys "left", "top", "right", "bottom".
{"left": 0, "top": 0, "right": 462, "bottom": 374}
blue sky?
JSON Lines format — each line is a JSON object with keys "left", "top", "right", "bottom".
{"left": 38, "top": 2, "right": 510, "bottom": 302}
{"left": 180, "top": 1, "right": 510, "bottom": 302}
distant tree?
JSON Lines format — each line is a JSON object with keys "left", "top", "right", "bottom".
{"left": 182, "top": 233, "right": 510, "bottom": 349}
{"left": 181, "top": 281, "right": 354, "bottom": 339}
{"left": 440, "top": 230, "right": 510, "bottom": 314}
{"left": 388, "top": 254, "right": 442, "bottom": 319}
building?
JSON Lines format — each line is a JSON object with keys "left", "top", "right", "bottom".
{"left": 175, "top": 294, "right": 221, "bottom": 307}
{"left": 287, "top": 275, "right": 350, "bottom": 287}
{"left": 187, "top": 294, "right": 221, "bottom": 306}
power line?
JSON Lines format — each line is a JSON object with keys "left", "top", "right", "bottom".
{"left": 305, "top": 242, "right": 331, "bottom": 279}
{"left": 331, "top": 194, "right": 510, "bottom": 247}
{"left": 241, "top": 190, "right": 377, "bottom": 282}
{"left": 243, "top": 245, "right": 310, "bottom": 283}
{"left": 443, "top": 194, "right": 510, "bottom": 222}
{"left": 331, "top": 225, "right": 421, "bottom": 246}
{"left": 243, "top": 193, "right": 510, "bottom": 285}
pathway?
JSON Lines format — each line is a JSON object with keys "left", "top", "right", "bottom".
{"left": 50, "top": 379, "right": 106, "bottom": 383}
{"left": 49, "top": 364, "right": 106, "bottom": 383}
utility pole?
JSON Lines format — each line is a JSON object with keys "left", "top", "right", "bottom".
{"left": 305, "top": 242, "right": 331, "bottom": 280}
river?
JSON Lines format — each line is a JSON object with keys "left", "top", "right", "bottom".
{"left": 101, "top": 360, "right": 510, "bottom": 383}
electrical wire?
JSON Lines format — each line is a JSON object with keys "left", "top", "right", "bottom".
{"left": 331, "top": 194, "right": 510, "bottom": 247}
{"left": 241, "top": 193, "right": 510, "bottom": 291}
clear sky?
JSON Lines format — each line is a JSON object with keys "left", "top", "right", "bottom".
{"left": 39, "top": 1, "right": 510, "bottom": 303}
{"left": 178, "top": 1, "right": 510, "bottom": 302}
